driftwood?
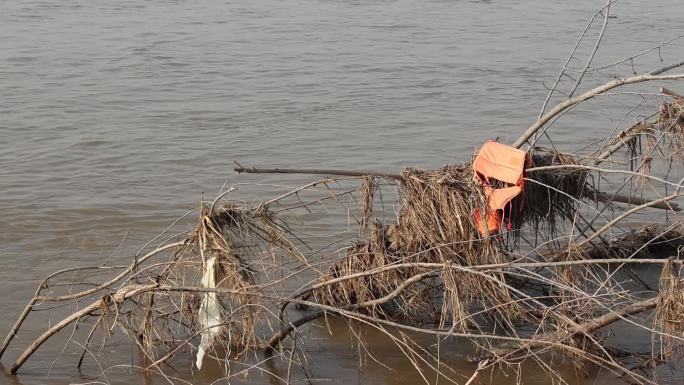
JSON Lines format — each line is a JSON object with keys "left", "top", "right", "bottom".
{"left": 234, "top": 162, "right": 404, "bottom": 181}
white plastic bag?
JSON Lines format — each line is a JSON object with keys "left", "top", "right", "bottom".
{"left": 196, "top": 256, "right": 223, "bottom": 369}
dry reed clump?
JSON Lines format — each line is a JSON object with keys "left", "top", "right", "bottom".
{"left": 521, "top": 149, "right": 592, "bottom": 236}
{"left": 310, "top": 220, "right": 439, "bottom": 320}
{"left": 189, "top": 204, "right": 260, "bottom": 351}
{"left": 655, "top": 258, "right": 684, "bottom": 365}
{"left": 138, "top": 202, "right": 295, "bottom": 363}
{"left": 360, "top": 175, "right": 378, "bottom": 234}
{"left": 312, "top": 159, "right": 593, "bottom": 328}
{"left": 389, "top": 164, "right": 500, "bottom": 262}
{"left": 624, "top": 96, "right": 684, "bottom": 176}
{"left": 656, "top": 95, "right": 684, "bottom": 157}
{"left": 311, "top": 164, "right": 519, "bottom": 325}
{"left": 99, "top": 204, "right": 267, "bottom": 368}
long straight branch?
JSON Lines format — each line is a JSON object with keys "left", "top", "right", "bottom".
{"left": 234, "top": 165, "right": 403, "bottom": 181}
{"left": 513, "top": 72, "right": 684, "bottom": 148}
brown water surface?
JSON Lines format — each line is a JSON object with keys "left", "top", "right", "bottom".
{"left": 2, "top": 0, "right": 684, "bottom": 384}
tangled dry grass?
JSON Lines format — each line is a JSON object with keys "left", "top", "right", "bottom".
{"left": 605, "top": 90, "right": 684, "bottom": 181}
{"left": 655, "top": 259, "right": 684, "bottom": 366}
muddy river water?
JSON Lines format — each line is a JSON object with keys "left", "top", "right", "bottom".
{"left": 2, "top": 0, "right": 684, "bottom": 384}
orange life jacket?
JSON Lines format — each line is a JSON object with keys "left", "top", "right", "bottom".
{"left": 472, "top": 141, "right": 528, "bottom": 236}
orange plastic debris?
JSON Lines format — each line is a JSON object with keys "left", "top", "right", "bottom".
{"left": 473, "top": 207, "right": 500, "bottom": 235}
{"left": 472, "top": 141, "right": 528, "bottom": 236}
{"left": 473, "top": 141, "right": 527, "bottom": 186}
